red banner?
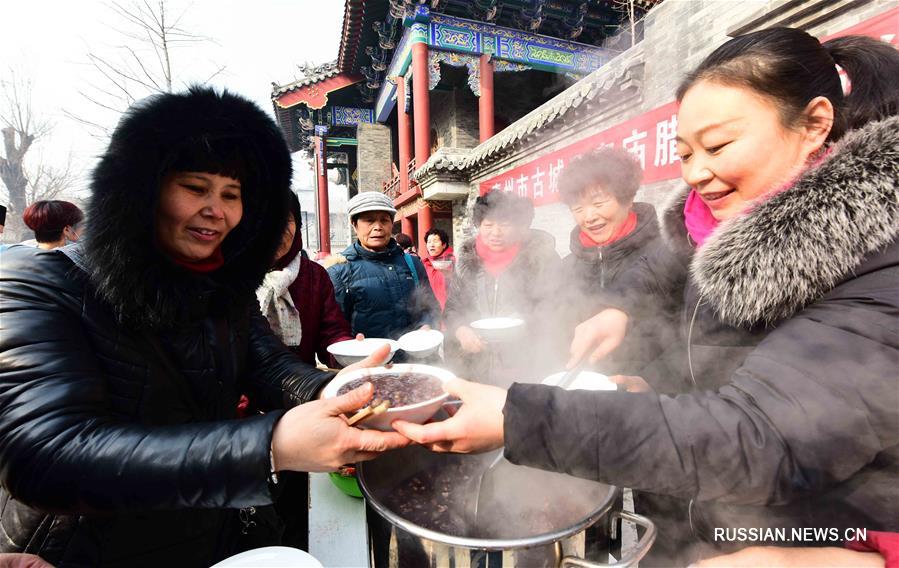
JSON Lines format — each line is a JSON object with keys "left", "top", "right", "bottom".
{"left": 822, "top": 6, "right": 898, "bottom": 44}
{"left": 480, "top": 101, "right": 681, "bottom": 204}
{"left": 480, "top": 6, "right": 899, "bottom": 205}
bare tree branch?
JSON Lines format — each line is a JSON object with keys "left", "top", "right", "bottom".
{"left": 1, "top": 72, "right": 80, "bottom": 240}
{"left": 69, "top": 0, "right": 226, "bottom": 138}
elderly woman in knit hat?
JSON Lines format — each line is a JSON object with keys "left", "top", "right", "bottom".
{"left": 326, "top": 192, "right": 439, "bottom": 343}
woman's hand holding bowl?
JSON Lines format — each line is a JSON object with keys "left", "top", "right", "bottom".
{"left": 455, "top": 326, "right": 486, "bottom": 353}
{"left": 274, "top": 345, "right": 411, "bottom": 472}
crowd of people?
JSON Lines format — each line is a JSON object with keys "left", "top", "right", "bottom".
{"left": 0, "top": 25, "right": 896, "bottom": 568}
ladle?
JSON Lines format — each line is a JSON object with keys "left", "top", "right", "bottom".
{"left": 471, "top": 361, "right": 586, "bottom": 521}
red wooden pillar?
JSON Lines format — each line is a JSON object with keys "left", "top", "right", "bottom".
{"left": 396, "top": 76, "right": 412, "bottom": 195}
{"left": 401, "top": 216, "right": 413, "bottom": 237}
{"left": 417, "top": 203, "right": 433, "bottom": 253}
{"left": 412, "top": 42, "right": 431, "bottom": 168}
{"left": 479, "top": 54, "right": 495, "bottom": 142}
{"left": 314, "top": 135, "right": 331, "bottom": 254}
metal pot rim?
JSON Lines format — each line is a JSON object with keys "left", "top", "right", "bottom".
{"left": 358, "top": 463, "right": 620, "bottom": 551}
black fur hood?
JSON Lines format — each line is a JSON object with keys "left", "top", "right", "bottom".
{"left": 662, "top": 116, "right": 899, "bottom": 327}
{"left": 81, "top": 87, "right": 292, "bottom": 327}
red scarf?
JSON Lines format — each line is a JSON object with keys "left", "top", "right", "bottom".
{"left": 475, "top": 235, "right": 521, "bottom": 278}
{"left": 578, "top": 211, "right": 638, "bottom": 248}
{"left": 171, "top": 247, "right": 225, "bottom": 273}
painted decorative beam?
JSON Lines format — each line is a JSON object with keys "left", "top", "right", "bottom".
{"left": 330, "top": 106, "right": 375, "bottom": 127}
{"left": 325, "top": 137, "right": 358, "bottom": 147}
{"left": 374, "top": 6, "right": 611, "bottom": 122}
{"left": 428, "top": 11, "right": 610, "bottom": 73}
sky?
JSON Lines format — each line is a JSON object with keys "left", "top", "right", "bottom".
{"left": 1, "top": 0, "right": 346, "bottom": 210}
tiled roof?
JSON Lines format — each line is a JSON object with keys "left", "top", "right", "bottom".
{"left": 271, "top": 61, "right": 341, "bottom": 97}
{"left": 414, "top": 47, "right": 645, "bottom": 181}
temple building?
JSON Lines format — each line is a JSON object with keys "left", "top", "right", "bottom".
{"left": 272, "top": 0, "right": 897, "bottom": 255}
{"left": 272, "top": 0, "right": 659, "bottom": 253}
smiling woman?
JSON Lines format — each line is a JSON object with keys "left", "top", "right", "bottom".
{"left": 155, "top": 172, "right": 244, "bottom": 264}
{"left": 0, "top": 87, "right": 409, "bottom": 566}
{"left": 394, "top": 27, "right": 899, "bottom": 568}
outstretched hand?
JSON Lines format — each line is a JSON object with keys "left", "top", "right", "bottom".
{"left": 392, "top": 378, "right": 506, "bottom": 454}
{"left": 567, "top": 308, "right": 629, "bottom": 368}
{"left": 272, "top": 381, "right": 410, "bottom": 472}
{"left": 276, "top": 343, "right": 409, "bottom": 472}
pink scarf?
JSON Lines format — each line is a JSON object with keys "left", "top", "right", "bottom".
{"left": 683, "top": 190, "right": 719, "bottom": 248}
{"left": 684, "top": 149, "right": 833, "bottom": 249}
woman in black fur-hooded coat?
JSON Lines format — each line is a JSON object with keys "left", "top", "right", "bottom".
{"left": 0, "top": 88, "right": 370, "bottom": 567}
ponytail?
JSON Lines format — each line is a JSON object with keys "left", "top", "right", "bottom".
{"left": 823, "top": 35, "right": 899, "bottom": 134}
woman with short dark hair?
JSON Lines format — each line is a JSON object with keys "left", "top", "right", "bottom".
{"left": 421, "top": 227, "right": 455, "bottom": 311}
{"left": 444, "top": 190, "right": 562, "bottom": 386}
{"left": 22, "top": 200, "right": 84, "bottom": 250}
{"left": 0, "top": 87, "right": 407, "bottom": 565}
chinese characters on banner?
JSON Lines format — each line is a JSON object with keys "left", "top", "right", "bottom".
{"left": 479, "top": 6, "right": 899, "bottom": 206}
{"left": 479, "top": 101, "right": 681, "bottom": 205}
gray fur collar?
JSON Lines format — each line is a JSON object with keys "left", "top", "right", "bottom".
{"left": 663, "top": 116, "right": 899, "bottom": 327}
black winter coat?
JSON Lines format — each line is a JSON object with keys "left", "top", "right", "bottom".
{"left": 503, "top": 116, "right": 899, "bottom": 554}
{"left": 444, "top": 230, "right": 563, "bottom": 385}
{"left": 0, "top": 89, "right": 334, "bottom": 567}
{"left": 562, "top": 202, "right": 687, "bottom": 391}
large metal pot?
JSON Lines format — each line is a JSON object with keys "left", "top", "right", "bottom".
{"left": 358, "top": 445, "right": 655, "bottom": 567}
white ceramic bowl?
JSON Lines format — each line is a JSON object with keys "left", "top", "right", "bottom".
{"left": 541, "top": 370, "right": 617, "bottom": 391}
{"left": 322, "top": 364, "right": 456, "bottom": 431}
{"left": 470, "top": 317, "right": 525, "bottom": 342}
{"left": 397, "top": 329, "right": 444, "bottom": 359}
{"left": 211, "top": 546, "right": 323, "bottom": 567}
{"left": 326, "top": 338, "right": 400, "bottom": 367}
{"left": 430, "top": 259, "right": 453, "bottom": 270}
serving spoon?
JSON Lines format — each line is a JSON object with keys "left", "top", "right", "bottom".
{"left": 470, "top": 361, "right": 587, "bottom": 521}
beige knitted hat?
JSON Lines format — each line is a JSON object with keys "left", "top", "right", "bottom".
{"left": 346, "top": 191, "right": 397, "bottom": 220}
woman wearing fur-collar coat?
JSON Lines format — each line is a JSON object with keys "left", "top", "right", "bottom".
{"left": 394, "top": 28, "right": 899, "bottom": 566}
{"left": 0, "top": 88, "right": 407, "bottom": 567}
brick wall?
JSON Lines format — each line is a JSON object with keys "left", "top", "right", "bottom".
{"left": 356, "top": 122, "right": 394, "bottom": 193}
{"left": 431, "top": 89, "right": 481, "bottom": 152}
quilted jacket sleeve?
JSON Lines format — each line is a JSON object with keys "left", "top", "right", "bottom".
{"left": 504, "top": 265, "right": 899, "bottom": 506}
{"left": 0, "top": 248, "right": 280, "bottom": 514}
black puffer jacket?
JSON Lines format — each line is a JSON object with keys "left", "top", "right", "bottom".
{"left": 444, "top": 230, "right": 563, "bottom": 385}
{"left": 0, "top": 89, "right": 333, "bottom": 567}
{"left": 504, "top": 116, "right": 899, "bottom": 554}
{"left": 562, "top": 202, "right": 687, "bottom": 391}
